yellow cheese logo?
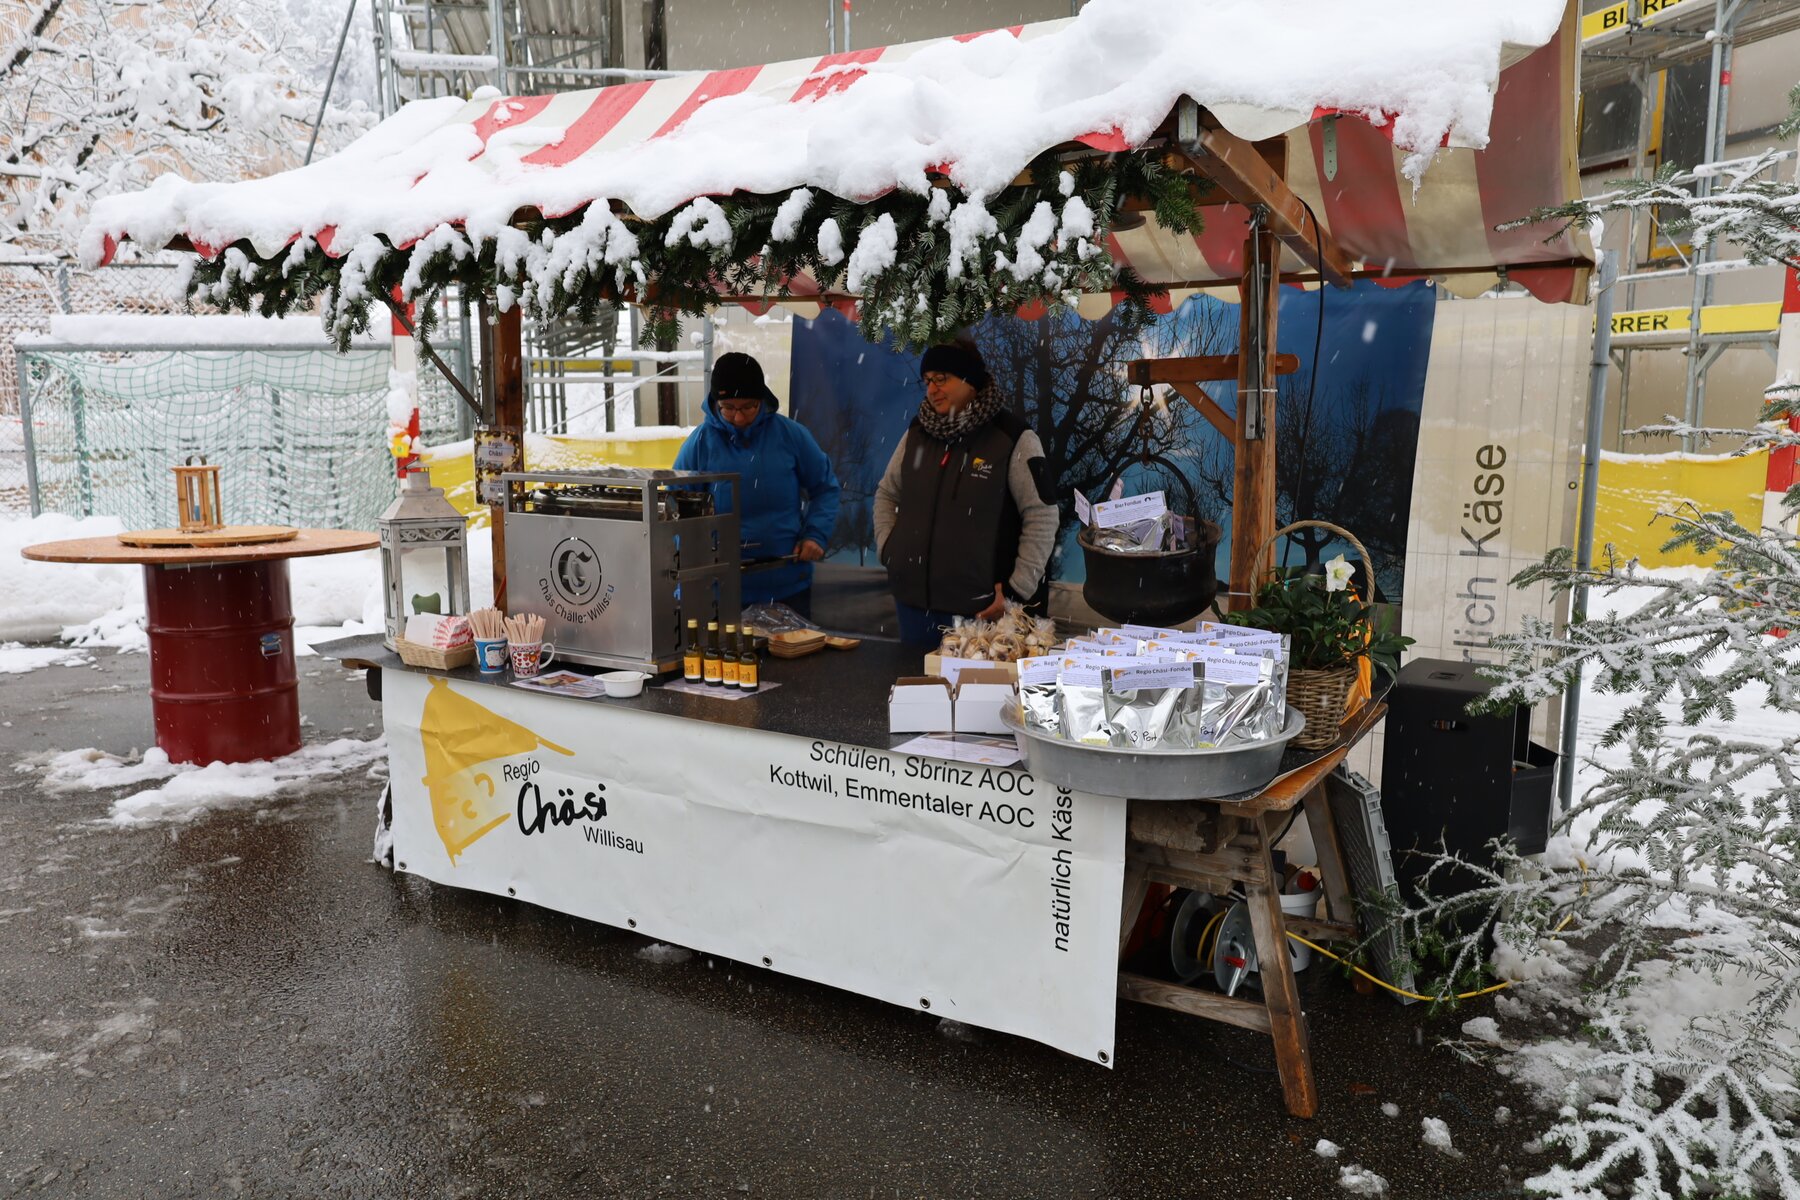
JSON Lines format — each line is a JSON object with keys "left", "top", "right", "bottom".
{"left": 418, "top": 676, "right": 574, "bottom": 862}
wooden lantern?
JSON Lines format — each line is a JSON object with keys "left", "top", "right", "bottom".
{"left": 172, "top": 459, "right": 223, "bottom": 533}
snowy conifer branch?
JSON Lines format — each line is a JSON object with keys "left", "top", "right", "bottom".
{"left": 1505, "top": 83, "right": 1800, "bottom": 274}
{"left": 1385, "top": 474, "right": 1800, "bottom": 1195}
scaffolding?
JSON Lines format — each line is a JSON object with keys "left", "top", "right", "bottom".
{"left": 1580, "top": 0, "right": 1800, "bottom": 448}
{"left": 368, "top": 0, "right": 711, "bottom": 430}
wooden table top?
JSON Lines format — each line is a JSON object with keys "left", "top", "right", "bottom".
{"left": 21, "top": 529, "right": 378, "bottom": 566}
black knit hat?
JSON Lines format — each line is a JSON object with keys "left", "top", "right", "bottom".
{"left": 711, "top": 352, "right": 777, "bottom": 407}
{"left": 919, "top": 336, "right": 989, "bottom": 391}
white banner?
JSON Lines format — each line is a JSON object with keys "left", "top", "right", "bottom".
{"left": 383, "top": 671, "right": 1128, "bottom": 1063}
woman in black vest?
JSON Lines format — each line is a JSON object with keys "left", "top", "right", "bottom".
{"left": 873, "top": 337, "right": 1059, "bottom": 646}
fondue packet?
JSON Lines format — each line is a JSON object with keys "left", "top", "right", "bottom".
{"left": 1017, "top": 656, "right": 1064, "bottom": 736}
{"left": 1090, "top": 513, "right": 1168, "bottom": 554}
{"left": 1118, "top": 623, "right": 1181, "bottom": 641}
{"left": 1195, "top": 654, "right": 1284, "bottom": 746}
{"left": 1102, "top": 660, "right": 1204, "bottom": 750}
{"left": 1057, "top": 663, "right": 1115, "bottom": 746}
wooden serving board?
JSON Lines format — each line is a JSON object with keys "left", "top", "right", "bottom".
{"left": 118, "top": 525, "right": 300, "bottom": 548}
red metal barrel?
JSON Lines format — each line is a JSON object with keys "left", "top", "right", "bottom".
{"left": 144, "top": 560, "right": 301, "bottom": 764}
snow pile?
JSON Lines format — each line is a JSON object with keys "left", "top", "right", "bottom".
{"left": 32, "top": 738, "right": 388, "bottom": 827}
{"left": 1313, "top": 1139, "right": 1341, "bottom": 1159}
{"left": 0, "top": 644, "right": 93, "bottom": 674}
{"left": 636, "top": 942, "right": 694, "bottom": 965}
{"left": 1336, "top": 1164, "right": 1388, "bottom": 1196}
{"left": 0, "top": 515, "right": 142, "bottom": 641}
{"left": 1420, "top": 1117, "right": 1460, "bottom": 1158}
{"left": 85, "top": 0, "right": 1566, "bottom": 262}
{"left": 14, "top": 313, "right": 389, "bottom": 350}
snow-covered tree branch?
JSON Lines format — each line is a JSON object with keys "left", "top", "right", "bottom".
{"left": 1514, "top": 83, "right": 1800, "bottom": 273}
{"left": 0, "top": 0, "right": 374, "bottom": 257}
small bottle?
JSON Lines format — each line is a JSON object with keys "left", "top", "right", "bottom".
{"left": 702, "top": 621, "right": 723, "bottom": 686}
{"left": 683, "top": 619, "right": 702, "bottom": 682}
{"left": 722, "top": 624, "right": 741, "bottom": 687}
{"left": 738, "top": 628, "right": 760, "bottom": 693}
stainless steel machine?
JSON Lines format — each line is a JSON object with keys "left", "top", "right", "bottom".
{"left": 501, "top": 468, "right": 741, "bottom": 673}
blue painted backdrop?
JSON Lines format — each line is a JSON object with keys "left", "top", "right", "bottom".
{"left": 788, "top": 280, "right": 1436, "bottom": 602}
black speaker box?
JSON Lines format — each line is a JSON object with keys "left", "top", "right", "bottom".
{"left": 1378, "top": 657, "right": 1556, "bottom": 902}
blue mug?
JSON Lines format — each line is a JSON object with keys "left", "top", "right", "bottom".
{"left": 474, "top": 637, "right": 509, "bottom": 674}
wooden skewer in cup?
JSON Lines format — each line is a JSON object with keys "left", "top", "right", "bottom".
{"left": 469, "top": 607, "right": 505, "bottom": 641}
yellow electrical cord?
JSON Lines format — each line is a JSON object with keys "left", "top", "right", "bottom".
{"left": 1174, "top": 858, "right": 1587, "bottom": 1005}
{"left": 1283, "top": 859, "right": 1585, "bottom": 1004}
{"left": 1284, "top": 932, "right": 1516, "bottom": 1001}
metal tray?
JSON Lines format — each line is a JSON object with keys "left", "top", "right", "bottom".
{"left": 1001, "top": 705, "right": 1306, "bottom": 801}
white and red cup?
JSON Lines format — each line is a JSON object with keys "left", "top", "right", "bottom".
{"left": 509, "top": 641, "right": 555, "bottom": 677}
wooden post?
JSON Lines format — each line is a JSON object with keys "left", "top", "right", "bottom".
{"left": 491, "top": 305, "right": 524, "bottom": 610}
{"left": 1230, "top": 220, "right": 1281, "bottom": 609}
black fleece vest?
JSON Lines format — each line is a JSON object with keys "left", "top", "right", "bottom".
{"left": 884, "top": 411, "right": 1026, "bottom": 614}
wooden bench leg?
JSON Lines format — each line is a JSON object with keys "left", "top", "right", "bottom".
{"left": 1302, "top": 781, "right": 1356, "bottom": 926}
{"left": 1246, "top": 827, "right": 1319, "bottom": 1118}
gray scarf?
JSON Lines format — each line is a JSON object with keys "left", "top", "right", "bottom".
{"left": 915, "top": 383, "right": 1005, "bottom": 444}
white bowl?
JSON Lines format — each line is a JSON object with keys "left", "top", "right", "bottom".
{"left": 599, "top": 670, "right": 648, "bottom": 698}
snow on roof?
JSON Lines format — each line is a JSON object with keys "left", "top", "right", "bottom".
{"left": 83, "top": 0, "right": 1578, "bottom": 297}
{"left": 15, "top": 313, "right": 392, "bottom": 350}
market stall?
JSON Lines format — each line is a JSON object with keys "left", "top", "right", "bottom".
{"left": 76, "top": 0, "right": 1594, "bottom": 1115}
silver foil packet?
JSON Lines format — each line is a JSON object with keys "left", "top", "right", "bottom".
{"left": 1192, "top": 653, "right": 1282, "bottom": 746}
{"left": 1017, "top": 656, "right": 1064, "bottom": 737}
{"left": 1057, "top": 663, "right": 1114, "bottom": 746}
{"left": 1102, "top": 660, "right": 1204, "bottom": 750}
{"left": 1089, "top": 511, "right": 1169, "bottom": 554}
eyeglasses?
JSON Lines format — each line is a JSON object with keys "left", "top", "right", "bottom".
{"left": 717, "top": 398, "right": 761, "bottom": 413}
{"left": 922, "top": 373, "right": 956, "bottom": 389}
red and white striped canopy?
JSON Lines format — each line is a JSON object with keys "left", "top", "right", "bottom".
{"left": 86, "top": 3, "right": 1589, "bottom": 309}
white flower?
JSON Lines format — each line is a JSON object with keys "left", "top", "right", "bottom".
{"left": 1324, "top": 554, "right": 1354, "bottom": 593}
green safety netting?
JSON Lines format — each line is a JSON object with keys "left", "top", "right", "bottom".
{"left": 20, "top": 347, "right": 466, "bottom": 532}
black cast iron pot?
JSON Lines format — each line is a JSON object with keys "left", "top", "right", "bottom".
{"left": 1077, "top": 520, "right": 1223, "bottom": 628}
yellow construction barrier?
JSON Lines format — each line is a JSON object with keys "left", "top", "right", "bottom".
{"left": 419, "top": 431, "right": 690, "bottom": 525}
{"left": 1592, "top": 450, "right": 1768, "bottom": 569}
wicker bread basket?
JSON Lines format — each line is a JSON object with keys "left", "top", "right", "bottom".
{"left": 395, "top": 637, "right": 476, "bottom": 670}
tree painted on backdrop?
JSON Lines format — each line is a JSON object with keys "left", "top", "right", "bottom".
{"left": 1393, "top": 83, "right": 1800, "bottom": 1200}
{"left": 0, "top": 0, "right": 373, "bottom": 256}
{"left": 972, "top": 302, "right": 1227, "bottom": 562}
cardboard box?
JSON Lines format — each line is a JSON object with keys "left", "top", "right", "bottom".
{"left": 952, "top": 668, "right": 1018, "bottom": 735}
{"left": 924, "top": 654, "right": 1020, "bottom": 683}
{"left": 888, "top": 676, "right": 954, "bottom": 733}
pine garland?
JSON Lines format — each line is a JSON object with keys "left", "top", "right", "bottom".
{"left": 183, "top": 148, "right": 1208, "bottom": 352}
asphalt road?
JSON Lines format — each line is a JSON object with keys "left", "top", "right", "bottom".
{"left": 0, "top": 649, "right": 1552, "bottom": 1199}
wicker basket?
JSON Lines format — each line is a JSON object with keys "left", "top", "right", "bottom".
{"left": 395, "top": 637, "right": 476, "bottom": 671}
{"left": 1248, "top": 519, "right": 1376, "bottom": 750}
{"left": 1287, "top": 665, "right": 1358, "bottom": 749}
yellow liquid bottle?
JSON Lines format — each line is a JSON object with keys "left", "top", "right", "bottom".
{"left": 683, "top": 619, "right": 702, "bottom": 682}
{"left": 722, "top": 624, "right": 740, "bottom": 687}
{"left": 702, "top": 621, "right": 723, "bottom": 685}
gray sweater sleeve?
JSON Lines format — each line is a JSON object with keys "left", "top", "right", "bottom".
{"left": 873, "top": 436, "right": 907, "bottom": 560}
{"left": 1006, "top": 429, "right": 1058, "bottom": 599}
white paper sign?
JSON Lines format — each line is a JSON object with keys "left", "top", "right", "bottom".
{"left": 383, "top": 672, "right": 1127, "bottom": 1063}
{"left": 1107, "top": 661, "right": 1199, "bottom": 690}
{"left": 1092, "top": 491, "right": 1167, "bottom": 528}
{"left": 1074, "top": 488, "right": 1092, "bottom": 526}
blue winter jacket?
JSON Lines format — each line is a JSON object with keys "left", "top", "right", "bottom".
{"left": 672, "top": 391, "right": 841, "bottom": 605}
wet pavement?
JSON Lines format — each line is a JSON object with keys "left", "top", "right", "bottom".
{"left": 0, "top": 650, "right": 1552, "bottom": 1199}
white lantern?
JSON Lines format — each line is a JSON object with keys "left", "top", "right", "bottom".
{"left": 378, "top": 468, "right": 470, "bottom": 650}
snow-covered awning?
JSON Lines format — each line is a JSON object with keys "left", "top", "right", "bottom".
{"left": 84, "top": 0, "right": 1590, "bottom": 307}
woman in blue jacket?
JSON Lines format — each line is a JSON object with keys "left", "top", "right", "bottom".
{"left": 673, "top": 353, "right": 842, "bottom": 616}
